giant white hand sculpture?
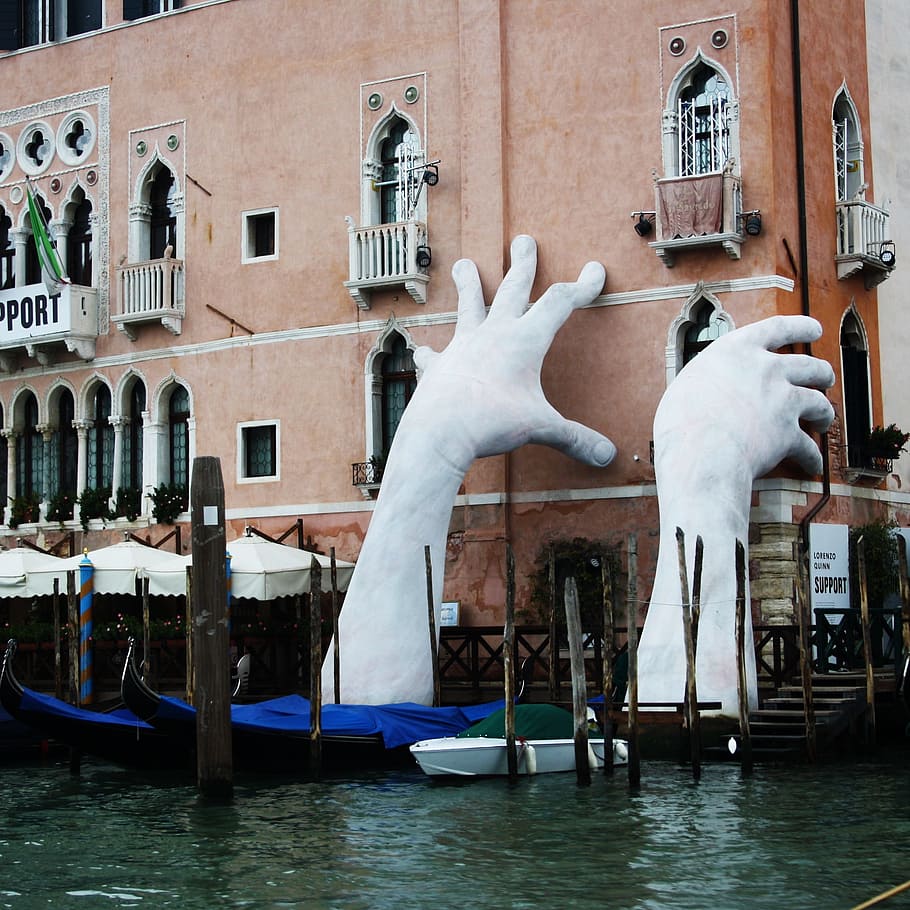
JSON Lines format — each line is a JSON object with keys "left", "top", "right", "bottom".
{"left": 637, "top": 315, "right": 835, "bottom": 715}
{"left": 323, "top": 235, "right": 615, "bottom": 705}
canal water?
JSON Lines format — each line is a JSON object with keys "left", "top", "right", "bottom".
{"left": 0, "top": 751, "right": 908, "bottom": 909}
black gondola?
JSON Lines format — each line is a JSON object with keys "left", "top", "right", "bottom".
{"left": 122, "top": 639, "right": 505, "bottom": 774}
{"left": 0, "top": 639, "right": 191, "bottom": 770}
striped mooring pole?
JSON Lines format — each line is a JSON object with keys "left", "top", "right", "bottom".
{"left": 78, "top": 552, "right": 94, "bottom": 705}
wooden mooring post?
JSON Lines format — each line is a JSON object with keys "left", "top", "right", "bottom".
{"left": 565, "top": 576, "right": 591, "bottom": 787}
{"left": 856, "top": 536, "right": 876, "bottom": 745}
{"left": 601, "top": 553, "right": 614, "bottom": 776}
{"left": 190, "top": 456, "right": 233, "bottom": 799}
{"left": 141, "top": 576, "right": 151, "bottom": 681}
{"left": 331, "top": 547, "right": 341, "bottom": 704}
{"left": 735, "top": 539, "right": 753, "bottom": 775}
{"left": 626, "top": 534, "right": 640, "bottom": 789}
{"left": 899, "top": 543, "right": 910, "bottom": 698}
{"left": 547, "top": 547, "right": 558, "bottom": 702}
{"left": 424, "top": 545, "right": 441, "bottom": 708}
{"left": 676, "top": 528, "right": 702, "bottom": 781}
{"left": 309, "top": 555, "right": 323, "bottom": 777}
{"left": 795, "top": 543, "right": 817, "bottom": 762}
{"left": 52, "top": 578, "right": 62, "bottom": 701}
{"left": 504, "top": 544, "right": 517, "bottom": 781}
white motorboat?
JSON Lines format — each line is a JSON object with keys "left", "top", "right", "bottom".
{"left": 409, "top": 704, "right": 628, "bottom": 777}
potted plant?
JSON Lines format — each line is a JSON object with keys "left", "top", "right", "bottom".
{"left": 8, "top": 492, "right": 41, "bottom": 528}
{"left": 867, "top": 424, "right": 910, "bottom": 459}
{"left": 114, "top": 486, "right": 141, "bottom": 521}
{"left": 77, "top": 486, "right": 113, "bottom": 530}
{"left": 46, "top": 490, "right": 75, "bottom": 524}
{"left": 150, "top": 483, "right": 187, "bottom": 524}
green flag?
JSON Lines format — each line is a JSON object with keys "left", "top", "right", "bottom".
{"left": 26, "top": 183, "right": 69, "bottom": 292}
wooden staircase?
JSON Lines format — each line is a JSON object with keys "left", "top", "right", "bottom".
{"left": 745, "top": 673, "right": 870, "bottom": 759}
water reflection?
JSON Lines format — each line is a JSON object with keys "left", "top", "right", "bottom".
{"left": 0, "top": 754, "right": 907, "bottom": 909}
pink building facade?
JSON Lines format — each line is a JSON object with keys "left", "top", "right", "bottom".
{"left": 0, "top": 0, "right": 903, "bottom": 629}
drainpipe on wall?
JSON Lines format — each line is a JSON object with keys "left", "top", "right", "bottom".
{"left": 791, "top": 0, "right": 831, "bottom": 574}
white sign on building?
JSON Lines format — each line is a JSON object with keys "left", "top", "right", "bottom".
{"left": 808, "top": 523, "right": 850, "bottom": 613}
{"left": 0, "top": 282, "right": 71, "bottom": 342}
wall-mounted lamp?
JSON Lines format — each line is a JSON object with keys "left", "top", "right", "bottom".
{"left": 416, "top": 245, "right": 432, "bottom": 269}
{"left": 739, "top": 210, "right": 762, "bottom": 236}
{"left": 880, "top": 240, "right": 896, "bottom": 268}
{"left": 632, "top": 212, "right": 655, "bottom": 237}
{"left": 422, "top": 164, "right": 439, "bottom": 187}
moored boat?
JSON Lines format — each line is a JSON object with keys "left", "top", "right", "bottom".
{"left": 0, "top": 639, "right": 191, "bottom": 770}
{"left": 409, "top": 704, "right": 629, "bottom": 777}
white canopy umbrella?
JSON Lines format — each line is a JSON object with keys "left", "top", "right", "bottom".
{"left": 27, "top": 539, "right": 189, "bottom": 596}
{"left": 0, "top": 546, "right": 67, "bottom": 597}
{"left": 143, "top": 532, "right": 354, "bottom": 599}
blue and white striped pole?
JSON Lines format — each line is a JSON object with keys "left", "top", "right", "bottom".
{"left": 78, "top": 551, "right": 94, "bottom": 706}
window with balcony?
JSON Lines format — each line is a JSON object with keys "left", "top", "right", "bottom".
{"left": 652, "top": 55, "right": 744, "bottom": 266}
{"left": 354, "top": 324, "right": 417, "bottom": 494}
{"left": 66, "top": 191, "right": 92, "bottom": 287}
{"left": 238, "top": 421, "right": 278, "bottom": 482}
{"left": 833, "top": 87, "right": 893, "bottom": 288}
{"left": 115, "top": 157, "right": 185, "bottom": 338}
{"left": 345, "top": 102, "right": 433, "bottom": 309}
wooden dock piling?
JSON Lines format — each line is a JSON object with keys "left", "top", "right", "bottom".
{"left": 856, "top": 537, "right": 876, "bottom": 745}
{"left": 309, "top": 555, "right": 323, "bottom": 777}
{"left": 425, "top": 545, "right": 441, "bottom": 708}
{"left": 677, "top": 528, "right": 702, "bottom": 781}
{"left": 626, "top": 534, "right": 640, "bottom": 789}
{"left": 331, "top": 546, "right": 341, "bottom": 704}
{"left": 190, "top": 456, "right": 233, "bottom": 799}
{"left": 565, "top": 575, "right": 591, "bottom": 787}
{"left": 601, "top": 554, "right": 614, "bottom": 775}
{"left": 504, "top": 544, "right": 517, "bottom": 781}
{"left": 735, "top": 539, "right": 753, "bottom": 775}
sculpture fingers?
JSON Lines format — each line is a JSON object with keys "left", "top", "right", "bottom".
{"left": 732, "top": 314, "right": 823, "bottom": 352}
{"left": 774, "top": 352, "right": 836, "bottom": 390}
{"left": 413, "top": 345, "right": 439, "bottom": 374}
{"left": 785, "top": 424, "right": 826, "bottom": 476}
{"left": 533, "top": 411, "right": 617, "bottom": 468}
{"left": 488, "top": 235, "right": 538, "bottom": 320}
{"left": 792, "top": 385, "right": 835, "bottom": 433}
{"left": 524, "top": 261, "right": 606, "bottom": 341}
{"left": 452, "top": 258, "right": 486, "bottom": 336}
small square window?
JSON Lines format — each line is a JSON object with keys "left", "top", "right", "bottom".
{"left": 242, "top": 208, "right": 278, "bottom": 263}
{"left": 238, "top": 421, "right": 279, "bottom": 482}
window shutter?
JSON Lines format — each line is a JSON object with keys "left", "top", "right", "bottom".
{"left": 0, "top": 3, "right": 20, "bottom": 50}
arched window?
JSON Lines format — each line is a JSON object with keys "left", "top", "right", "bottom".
{"left": 168, "top": 385, "right": 190, "bottom": 488}
{"left": 122, "top": 380, "right": 145, "bottom": 491}
{"left": 66, "top": 191, "right": 92, "bottom": 286}
{"left": 379, "top": 117, "right": 418, "bottom": 225}
{"left": 677, "top": 62, "right": 731, "bottom": 177}
{"left": 683, "top": 300, "right": 729, "bottom": 365}
{"left": 380, "top": 333, "right": 417, "bottom": 457}
{"left": 834, "top": 89, "right": 864, "bottom": 203}
{"left": 0, "top": 207, "right": 13, "bottom": 290}
{"left": 16, "top": 392, "right": 42, "bottom": 498}
{"left": 87, "top": 385, "right": 113, "bottom": 490}
{"left": 48, "top": 389, "right": 76, "bottom": 501}
{"left": 149, "top": 166, "right": 177, "bottom": 259}
{"left": 841, "top": 311, "right": 871, "bottom": 468}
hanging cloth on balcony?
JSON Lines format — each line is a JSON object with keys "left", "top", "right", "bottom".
{"left": 657, "top": 173, "right": 723, "bottom": 239}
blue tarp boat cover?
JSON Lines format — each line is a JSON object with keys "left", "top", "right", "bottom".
{"left": 156, "top": 695, "right": 505, "bottom": 750}
{"left": 20, "top": 688, "right": 153, "bottom": 729}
